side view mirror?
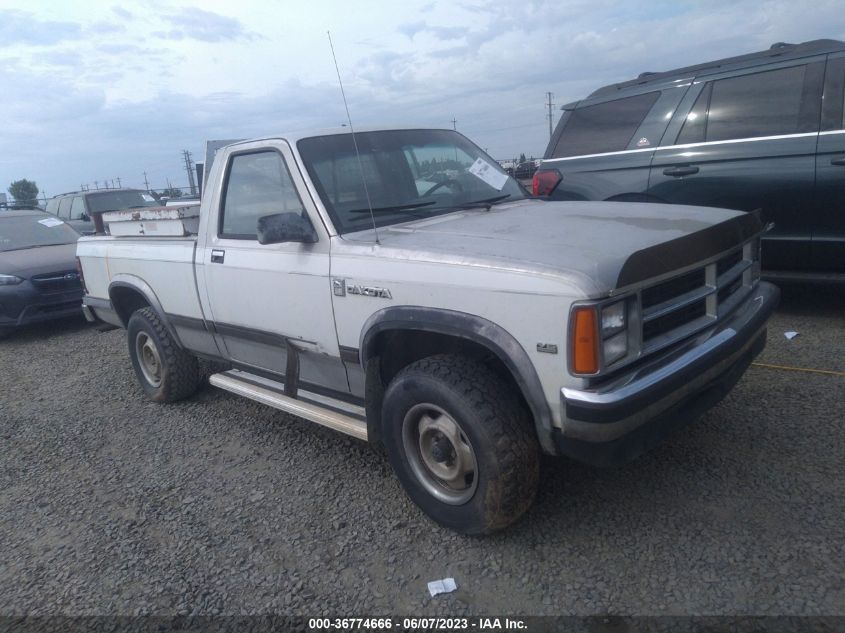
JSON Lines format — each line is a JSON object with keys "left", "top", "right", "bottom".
{"left": 80, "top": 214, "right": 89, "bottom": 222}
{"left": 257, "top": 212, "right": 318, "bottom": 245}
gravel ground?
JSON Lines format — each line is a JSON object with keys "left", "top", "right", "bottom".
{"left": 0, "top": 283, "right": 843, "bottom": 616}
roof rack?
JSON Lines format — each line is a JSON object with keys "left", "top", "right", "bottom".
{"left": 587, "top": 39, "right": 845, "bottom": 99}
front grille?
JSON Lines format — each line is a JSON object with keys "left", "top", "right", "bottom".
{"left": 642, "top": 269, "right": 706, "bottom": 310}
{"left": 30, "top": 271, "right": 81, "bottom": 292}
{"left": 640, "top": 244, "right": 755, "bottom": 353}
{"left": 643, "top": 299, "right": 707, "bottom": 341}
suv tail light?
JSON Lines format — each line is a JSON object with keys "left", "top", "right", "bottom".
{"left": 532, "top": 169, "right": 562, "bottom": 196}
{"left": 75, "top": 256, "right": 87, "bottom": 294}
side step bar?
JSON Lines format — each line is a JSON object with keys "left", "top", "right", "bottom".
{"left": 209, "top": 370, "right": 368, "bottom": 441}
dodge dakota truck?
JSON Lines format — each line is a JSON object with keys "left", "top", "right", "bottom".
{"left": 77, "top": 127, "right": 779, "bottom": 533}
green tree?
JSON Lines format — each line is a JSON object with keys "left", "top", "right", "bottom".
{"left": 8, "top": 179, "right": 39, "bottom": 206}
{"left": 519, "top": 153, "right": 527, "bottom": 163}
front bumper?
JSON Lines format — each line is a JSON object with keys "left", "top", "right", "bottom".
{"left": 555, "top": 281, "right": 779, "bottom": 466}
{"left": 0, "top": 283, "right": 83, "bottom": 331}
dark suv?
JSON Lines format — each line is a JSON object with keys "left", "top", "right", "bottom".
{"left": 46, "top": 189, "right": 158, "bottom": 235}
{"left": 534, "top": 39, "right": 845, "bottom": 279}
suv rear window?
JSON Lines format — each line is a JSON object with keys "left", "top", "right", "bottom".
{"left": 550, "top": 91, "right": 660, "bottom": 158}
{"left": 86, "top": 191, "right": 157, "bottom": 213}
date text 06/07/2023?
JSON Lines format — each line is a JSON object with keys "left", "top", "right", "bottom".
{"left": 307, "top": 617, "right": 528, "bottom": 630}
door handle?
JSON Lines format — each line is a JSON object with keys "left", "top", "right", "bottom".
{"left": 830, "top": 157, "right": 845, "bottom": 166}
{"left": 210, "top": 249, "right": 225, "bottom": 264}
{"left": 663, "top": 165, "right": 700, "bottom": 177}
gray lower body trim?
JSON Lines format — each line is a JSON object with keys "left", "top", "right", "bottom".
{"left": 83, "top": 296, "right": 123, "bottom": 328}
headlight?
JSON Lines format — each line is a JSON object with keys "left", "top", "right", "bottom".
{"left": 0, "top": 274, "right": 24, "bottom": 286}
{"left": 601, "top": 301, "right": 626, "bottom": 336}
{"left": 603, "top": 330, "right": 628, "bottom": 365}
{"left": 601, "top": 301, "right": 628, "bottom": 365}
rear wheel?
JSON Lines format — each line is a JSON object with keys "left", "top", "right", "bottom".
{"left": 127, "top": 307, "right": 200, "bottom": 402}
{"left": 382, "top": 354, "right": 540, "bottom": 534}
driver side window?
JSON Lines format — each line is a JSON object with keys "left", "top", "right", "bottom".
{"left": 220, "top": 151, "right": 305, "bottom": 239}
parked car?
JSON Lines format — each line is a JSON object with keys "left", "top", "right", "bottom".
{"left": 534, "top": 38, "right": 845, "bottom": 280}
{"left": 0, "top": 210, "right": 83, "bottom": 338}
{"left": 46, "top": 189, "right": 158, "bottom": 235}
{"left": 77, "top": 127, "right": 778, "bottom": 533}
{"left": 514, "top": 160, "right": 538, "bottom": 180}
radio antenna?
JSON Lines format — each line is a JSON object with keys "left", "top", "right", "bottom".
{"left": 327, "top": 30, "right": 379, "bottom": 244}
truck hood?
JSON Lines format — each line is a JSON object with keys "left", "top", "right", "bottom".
{"left": 363, "top": 199, "right": 762, "bottom": 294}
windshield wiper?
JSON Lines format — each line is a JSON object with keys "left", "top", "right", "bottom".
{"left": 6, "top": 243, "right": 72, "bottom": 251}
{"left": 348, "top": 200, "right": 436, "bottom": 214}
{"left": 432, "top": 194, "right": 512, "bottom": 212}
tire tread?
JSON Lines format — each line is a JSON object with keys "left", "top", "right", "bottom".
{"left": 391, "top": 354, "right": 540, "bottom": 533}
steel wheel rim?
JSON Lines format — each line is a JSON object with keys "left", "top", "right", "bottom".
{"left": 402, "top": 403, "right": 478, "bottom": 505}
{"left": 135, "top": 331, "right": 162, "bottom": 387}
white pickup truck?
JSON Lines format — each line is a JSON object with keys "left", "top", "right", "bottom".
{"left": 77, "top": 127, "right": 779, "bottom": 533}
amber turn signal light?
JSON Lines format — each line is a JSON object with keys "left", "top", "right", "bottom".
{"left": 571, "top": 306, "right": 599, "bottom": 375}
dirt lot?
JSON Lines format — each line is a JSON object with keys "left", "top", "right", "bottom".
{"left": 0, "top": 283, "right": 842, "bottom": 616}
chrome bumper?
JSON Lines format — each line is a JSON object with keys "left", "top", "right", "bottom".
{"left": 556, "top": 282, "right": 779, "bottom": 465}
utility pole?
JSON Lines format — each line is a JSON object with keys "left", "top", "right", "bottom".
{"left": 182, "top": 150, "right": 198, "bottom": 196}
{"left": 451, "top": 118, "right": 457, "bottom": 131}
{"left": 116, "top": 176, "right": 122, "bottom": 188}
{"left": 143, "top": 172, "right": 150, "bottom": 192}
{"left": 546, "top": 92, "right": 555, "bottom": 139}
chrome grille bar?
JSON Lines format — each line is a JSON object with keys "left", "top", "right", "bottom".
{"left": 639, "top": 242, "right": 757, "bottom": 354}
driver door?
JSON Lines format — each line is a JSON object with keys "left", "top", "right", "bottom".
{"left": 199, "top": 142, "right": 349, "bottom": 393}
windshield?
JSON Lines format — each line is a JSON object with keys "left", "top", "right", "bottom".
{"left": 0, "top": 215, "right": 79, "bottom": 252}
{"left": 297, "top": 129, "right": 526, "bottom": 234}
{"left": 86, "top": 190, "right": 158, "bottom": 213}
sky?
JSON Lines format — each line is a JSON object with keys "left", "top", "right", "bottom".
{"left": 1, "top": 0, "right": 844, "bottom": 200}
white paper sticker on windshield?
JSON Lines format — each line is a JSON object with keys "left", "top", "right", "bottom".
{"left": 38, "top": 217, "right": 64, "bottom": 227}
{"left": 468, "top": 158, "right": 508, "bottom": 190}
{"left": 142, "top": 194, "right": 155, "bottom": 202}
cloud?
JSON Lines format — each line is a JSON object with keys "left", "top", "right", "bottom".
{"left": 30, "top": 50, "right": 82, "bottom": 67}
{"left": 398, "top": 21, "right": 426, "bottom": 39}
{"left": 89, "top": 21, "right": 126, "bottom": 35}
{"left": 157, "top": 8, "right": 256, "bottom": 43}
{"left": 398, "top": 20, "right": 469, "bottom": 41}
{"left": 111, "top": 6, "right": 133, "bottom": 20}
{"left": 0, "top": 10, "right": 82, "bottom": 46}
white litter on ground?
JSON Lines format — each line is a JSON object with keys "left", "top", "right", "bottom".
{"left": 427, "top": 578, "right": 457, "bottom": 597}
{"left": 784, "top": 331, "right": 799, "bottom": 340}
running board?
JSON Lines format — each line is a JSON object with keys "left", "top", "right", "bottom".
{"left": 209, "top": 370, "right": 368, "bottom": 441}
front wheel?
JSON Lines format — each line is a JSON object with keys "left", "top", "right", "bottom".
{"left": 127, "top": 307, "right": 200, "bottom": 402}
{"left": 381, "top": 354, "right": 540, "bottom": 534}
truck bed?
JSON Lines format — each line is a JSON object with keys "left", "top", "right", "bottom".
{"left": 77, "top": 235, "right": 203, "bottom": 324}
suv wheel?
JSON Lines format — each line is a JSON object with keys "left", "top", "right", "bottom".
{"left": 127, "top": 307, "right": 200, "bottom": 402}
{"left": 382, "top": 354, "right": 540, "bottom": 534}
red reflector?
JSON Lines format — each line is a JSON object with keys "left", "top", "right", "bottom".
{"left": 532, "top": 169, "right": 562, "bottom": 196}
